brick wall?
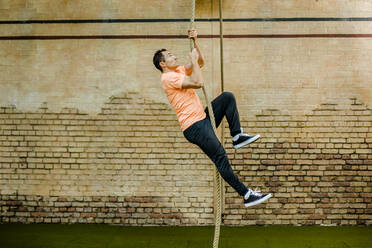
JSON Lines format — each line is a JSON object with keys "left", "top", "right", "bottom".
{"left": 223, "top": 98, "right": 372, "bottom": 225}
{"left": 0, "top": 92, "right": 214, "bottom": 225}
{"left": 1, "top": 92, "right": 371, "bottom": 225}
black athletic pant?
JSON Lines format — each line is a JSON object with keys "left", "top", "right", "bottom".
{"left": 183, "top": 92, "right": 248, "bottom": 196}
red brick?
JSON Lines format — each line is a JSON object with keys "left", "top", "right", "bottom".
{"left": 31, "top": 212, "right": 48, "bottom": 217}
{"left": 308, "top": 214, "right": 326, "bottom": 220}
{"left": 81, "top": 213, "right": 96, "bottom": 218}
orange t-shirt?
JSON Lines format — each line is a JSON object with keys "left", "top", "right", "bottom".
{"left": 161, "top": 66, "right": 206, "bottom": 131}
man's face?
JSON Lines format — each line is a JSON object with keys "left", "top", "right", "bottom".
{"left": 161, "top": 51, "right": 179, "bottom": 70}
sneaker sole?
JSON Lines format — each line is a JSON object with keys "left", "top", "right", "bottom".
{"left": 244, "top": 193, "right": 272, "bottom": 207}
{"left": 234, "top": 134, "right": 260, "bottom": 149}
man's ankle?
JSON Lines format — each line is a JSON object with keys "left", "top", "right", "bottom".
{"left": 232, "top": 128, "right": 244, "bottom": 141}
{"left": 233, "top": 134, "right": 240, "bottom": 141}
{"left": 244, "top": 189, "right": 251, "bottom": 200}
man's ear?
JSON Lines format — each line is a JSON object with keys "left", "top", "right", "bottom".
{"left": 159, "top": 61, "right": 166, "bottom": 69}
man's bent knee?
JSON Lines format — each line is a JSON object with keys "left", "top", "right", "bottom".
{"left": 222, "top": 91, "right": 235, "bottom": 100}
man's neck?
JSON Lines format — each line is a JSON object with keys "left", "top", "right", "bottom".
{"left": 162, "top": 66, "right": 177, "bottom": 73}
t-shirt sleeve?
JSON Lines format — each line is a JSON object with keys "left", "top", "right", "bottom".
{"left": 163, "top": 72, "right": 185, "bottom": 90}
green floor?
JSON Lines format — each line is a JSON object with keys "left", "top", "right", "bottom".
{"left": 0, "top": 224, "right": 371, "bottom": 248}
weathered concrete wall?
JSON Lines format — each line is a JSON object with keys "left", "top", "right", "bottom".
{"left": 1, "top": 0, "right": 371, "bottom": 225}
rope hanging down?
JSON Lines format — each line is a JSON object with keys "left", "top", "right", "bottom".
{"left": 189, "top": 1, "right": 223, "bottom": 247}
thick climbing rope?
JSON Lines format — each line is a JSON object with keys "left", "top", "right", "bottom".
{"left": 190, "top": 1, "right": 223, "bottom": 247}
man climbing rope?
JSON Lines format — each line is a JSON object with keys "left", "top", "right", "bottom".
{"left": 153, "top": 29, "right": 272, "bottom": 207}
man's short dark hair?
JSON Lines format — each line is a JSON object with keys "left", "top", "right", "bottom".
{"left": 153, "top": 49, "right": 167, "bottom": 72}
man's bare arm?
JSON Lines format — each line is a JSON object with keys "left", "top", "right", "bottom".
{"left": 193, "top": 40, "right": 205, "bottom": 68}
{"left": 185, "top": 29, "right": 205, "bottom": 73}
{"left": 182, "top": 49, "right": 203, "bottom": 89}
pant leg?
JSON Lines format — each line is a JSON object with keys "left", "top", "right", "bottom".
{"left": 183, "top": 118, "right": 248, "bottom": 196}
{"left": 204, "top": 91, "right": 242, "bottom": 137}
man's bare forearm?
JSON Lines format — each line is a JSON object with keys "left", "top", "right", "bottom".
{"left": 191, "top": 59, "right": 203, "bottom": 87}
{"left": 193, "top": 40, "right": 205, "bottom": 67}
